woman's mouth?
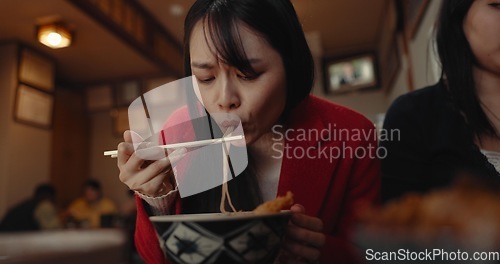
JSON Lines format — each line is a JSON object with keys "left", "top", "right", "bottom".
{"left": 220, "top": 119, "right": 240, "bottom": 129}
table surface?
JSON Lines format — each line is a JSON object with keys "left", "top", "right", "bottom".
{"left": 0, "top": 229, "right": 127, "bottom": 264}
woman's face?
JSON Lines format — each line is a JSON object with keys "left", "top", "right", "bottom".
{"left": 464, "top": 0, "right": 500, "bottom": 75}
{"left": 189, "top": 21, "right": 286, "bottom": 145}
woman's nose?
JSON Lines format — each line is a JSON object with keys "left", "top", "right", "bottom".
{"left": 217, "top": 79, "right": 240, "bottom": 111}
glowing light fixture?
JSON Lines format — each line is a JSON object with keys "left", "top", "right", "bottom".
{"left": 37, "top": 23, "right": 72, "bottom": 49}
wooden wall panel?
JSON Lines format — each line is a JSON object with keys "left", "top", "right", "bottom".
{"left": 51, "top": 87, "right": 90, "bottom": 208}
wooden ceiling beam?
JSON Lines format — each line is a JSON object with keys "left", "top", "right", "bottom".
{"left": 68, "top": 0, "right": 184, "bottom": 77}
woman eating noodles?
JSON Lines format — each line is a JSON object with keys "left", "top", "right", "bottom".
{"left": 116, "top": 0, "right": 380, "bottom": 263}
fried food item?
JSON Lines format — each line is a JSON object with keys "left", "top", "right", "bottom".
{"left": 357, "top": 176, "right": 500, "bottom": 247}
{"left": 253, "top": 191, "right": 294, "bottom": 214}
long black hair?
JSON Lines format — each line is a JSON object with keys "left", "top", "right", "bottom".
{"left": 436, "top": 0, "right": 498, "bottom": 138}
{"left": 179, "top": 0, "right": 314, "bottom": 214}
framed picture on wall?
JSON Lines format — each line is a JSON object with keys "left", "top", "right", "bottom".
{"left": 14, "top": 84, "right": 54, "bottom": 129}
{"left": 18, "top": 48, "right": 55, "bottom": 92}
{"left": 323, "top": 53, "right": 379, "bottom": 95}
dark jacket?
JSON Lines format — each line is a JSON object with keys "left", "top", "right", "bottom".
{"left": 381, "top": 81, "right": 499, "bottom": 202}
{"left": 0, "top": 199, "right": 39, "bottom": 232}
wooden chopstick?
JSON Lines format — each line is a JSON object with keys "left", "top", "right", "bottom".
{"left": 103, "top": 135, "right": 244, "bottom": 158}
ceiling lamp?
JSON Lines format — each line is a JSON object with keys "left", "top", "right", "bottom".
{"left": 37, "top": 23, "right": 72, "bottom": 49}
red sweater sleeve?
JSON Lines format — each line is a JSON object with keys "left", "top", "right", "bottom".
{"left": 134, "top": 196, "right": 168, "bottom": 264}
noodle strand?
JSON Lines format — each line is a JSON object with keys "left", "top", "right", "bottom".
{"left": 220, "top": 127, "right": 237, "bottom": 213}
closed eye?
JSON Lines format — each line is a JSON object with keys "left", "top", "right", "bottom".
{"left": 237, "top": 73, "right": 261, "bottom": 81}
{"left": 488, "top": 2, "right": 500, "bottom": 8}
{"left": 197, "top": 77, "right": 215, "bottom": 84}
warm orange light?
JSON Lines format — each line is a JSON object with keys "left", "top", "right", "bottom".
{"left": 37, "top": 24, "right": 72, "bottom": 49}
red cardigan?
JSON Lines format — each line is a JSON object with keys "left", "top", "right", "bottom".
{"left": 134, "top": 95, "right": 380, "bottom": 263}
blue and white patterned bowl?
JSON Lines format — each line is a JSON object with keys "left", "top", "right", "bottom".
{"left": 150, "top": 211, "right": 292, "bottom": 264}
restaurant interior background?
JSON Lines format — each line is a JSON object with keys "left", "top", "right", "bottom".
{"left": 0, "top": 0, "right": 441, "bottom": 260}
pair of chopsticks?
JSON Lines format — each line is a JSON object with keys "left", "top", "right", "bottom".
{"left": 103, "top": 135, "right": 244, "bottom": 158}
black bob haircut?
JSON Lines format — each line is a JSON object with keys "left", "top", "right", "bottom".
{"left": 183, "top": 0, "right": 314, "bottom": 119}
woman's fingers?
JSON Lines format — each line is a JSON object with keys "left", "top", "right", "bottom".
{"left": 128, "top": 129, "right": 165, "bottom": 161}
{"left": 134, "top": 170, "right": 169, "bottom": 195}
{"left": 121, "top": 147, "right": 187, "bottom": 196}
{"left": 118, "top": 143, "right": 148, "bottom": 171}
{"left": 290, "top": 203, "right": 306, "bottom": 213}
{"left": 290, "top": 205, "right": 324, "bottom": 232}
{"left": 118, "top": 130, "right": 142, "bottom": 167}
{"left": 118, "top": 129, "right": 188, "bottom": 197}
{"left": 138, "top": 148, "right": 186, "bottom": 177}
{"left": 282, "top": 204, "right": 325, "bottom": 262}
{"left": 123, "top": 130, "right": 132, "bottom": 143}
{"left": 123, "top": 159, "right": 169, "bottom": 195}
{"left": 126, "top": 129, "right": 145, "bottom": 144}
{"left": 286, "top": 222, "right": 325, "bottom": 248}
{"left": 137, "top": 158, "right": 171, "bottom": 182}
{"left": 282, "top": 239, "right": 321, "bottom": 262}
{"left": 136, "top": 145, "right": 167, "bottom": 160}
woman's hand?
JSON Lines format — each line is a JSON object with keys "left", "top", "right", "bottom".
{"left": 279, "top": 204, "right": 325, "bottom": 263}
{"left": 117, "top": 130, "right": 186, "bottom": 197}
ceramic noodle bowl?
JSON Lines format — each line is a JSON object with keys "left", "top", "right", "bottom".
{"left": 150, "top": 211, "right": 292, "bottom": 264}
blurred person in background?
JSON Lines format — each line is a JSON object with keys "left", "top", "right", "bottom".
{"left": 65, "top": 179, "right": 118, "bottom": 228}
{"left": 381, "top": 0, "right": 500, "bottom": 202}
{"left": 0, "top": 183, "right": 61, "bottom": 232}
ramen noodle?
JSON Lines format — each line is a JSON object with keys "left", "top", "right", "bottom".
{"left": 218, "top": 127, "right": 293, "bottom": 214}
{"left": 220, "top": 128, "right": 237, "bottom": 213}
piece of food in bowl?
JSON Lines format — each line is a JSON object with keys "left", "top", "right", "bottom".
{"left": 253, "top": 191, "right": 294, "bottom": 214}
